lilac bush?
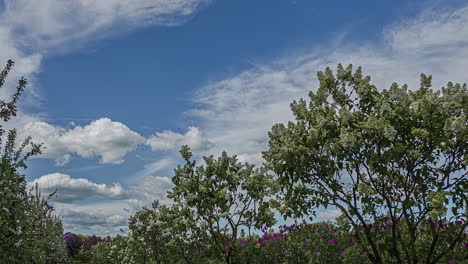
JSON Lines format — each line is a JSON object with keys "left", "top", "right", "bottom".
{"left": 83, "top": 235, "right": 103, "bottom": 250}
{"left": 64, "top": 232, "right": 83, "bottom": 256}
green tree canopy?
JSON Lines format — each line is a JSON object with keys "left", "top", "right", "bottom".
{"left": 263, "top": 64, "right": 467, "bottom": 264}
{"left": 168, "top": 146, "right": 277, "bottom": 263}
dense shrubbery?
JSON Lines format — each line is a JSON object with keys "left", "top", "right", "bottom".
{"left": 68, "top": 218, "right": 466, "bottom": 263}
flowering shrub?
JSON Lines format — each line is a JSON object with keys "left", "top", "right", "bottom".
{"left": 81, "top": 217, "right": 467, "bottom": 263}
{"left": 1, "top": 60, "right": 67, "bottom": 264}
{"left": 83, "top": 235, "right": 104, "bottom": 250}
{"left": 64, "top": 232, "right": 84, "bottom": 256}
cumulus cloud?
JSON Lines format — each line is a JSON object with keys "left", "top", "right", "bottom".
{"left": 20, "top": 118, "right": 145, "bottom": 165}
{"left": 28, "top": 173, "right": 127, "bottom": 203}
{"left": 146, "top": 126, "right": 214, "bottom": 152}
{"left": 188, "top": 4, "right": 468, "bottom": 165}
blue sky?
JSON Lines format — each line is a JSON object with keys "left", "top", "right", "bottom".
{"left": 1, "top": 0, "right": 467, "bottom": 235}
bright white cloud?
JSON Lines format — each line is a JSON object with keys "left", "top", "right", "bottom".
{"left": 188, "top": 4, "right": 468, "bottom": 165}
{"left": 146, "top": 126, "right": 214, "bottom": 152}
{"left": 28, "top": 173, "right": 127, "bottom": 203}
{"left": 20, "top": 118, "right": 145, "bottom": 165}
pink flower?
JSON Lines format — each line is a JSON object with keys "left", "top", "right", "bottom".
{"left": 2, "top": 208, "right": 9, "bottom": 213}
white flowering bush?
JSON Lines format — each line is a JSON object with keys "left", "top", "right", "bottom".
{"left": 0, "top": 60, "right": 68, "bottom": 263}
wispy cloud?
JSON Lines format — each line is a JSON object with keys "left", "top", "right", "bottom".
{"left": 186, "top": 4, "right": 468, "bottom": 166}
{"left": 0, "top": 0, "right": 211, "bottom": 51}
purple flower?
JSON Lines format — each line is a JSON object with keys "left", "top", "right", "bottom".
{"left": 448, "top": 260, "right": 454, "bottom": 264}
{"left": 323, "top": 224, "right": 329, "bottom": 228}
{"left": 329, "top": 229, "right": 334, "bottom": 234}
{"left": 201, "top": 247, "right": 207, "bottom": 252}
{"left": 328, "top": 239, "right": 338, "bottom": 245}
{"left": 64, "top": 234, "right": 83, "bottom": 256}
{"left": 302, "top": 242, "right": 308, "bottom": 246}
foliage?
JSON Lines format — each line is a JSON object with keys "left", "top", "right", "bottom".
{"left": 82, "top": 218, "right": 467, "bottom": 263}
{"left": 0, "top": 60, "right": 67, "bottom": 263}
{"left": 167, "top": 146, "right": 277, "bottom": 263}
{"left": 65, "top": 232, "right": 84, "bottom": 256}
{"left": 23, "top": 185, "right": 69, "bottom": 264}
{"left": 263, "top": 64, "right": 467, "bottom": 264}
{"left": 128, "top": 201, "right": 209, "bottom": 264}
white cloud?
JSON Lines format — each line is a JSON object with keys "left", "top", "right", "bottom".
{"left": 188, "top": 4, "right": 468, "bottom": 165}
{"left": 29, "top": 173, "right": 127, "bottom": 203}
{"left": 128, "top": 175, "right": 174, "bottom": 211}
{"left": 56, "top": 201, "right": 131, "bottom": 236}
{"left": 30, "top": 172, "right": 174, "bottom": 235}
{"left": 0, "top": 0, "right": 211, "bottom": 51}
{"left": 146, "top": 126, "right": 214, "bottom": 152}
{"left": 385, "top": 5, "right": 468, "bottom": 55}
{"left": 20, "top": 118, "right": 145, "bottom": 165}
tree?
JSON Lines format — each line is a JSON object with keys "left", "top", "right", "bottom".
{"left": 129, "top": 201, "right": 208, "bottom": 264}
{"left": 168, "top": 146, "right": 277, "bottom": 263}
{"left": 263, "top": 64, "right": 467, "bottom": 264}
{"left": 0, "top": 60, "right": 67, "bottom": 263}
